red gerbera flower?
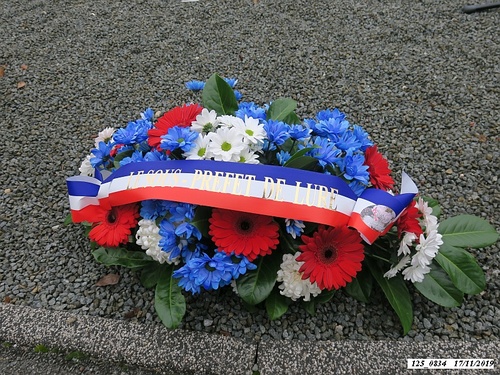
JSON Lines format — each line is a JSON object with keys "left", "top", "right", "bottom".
{"left": 364, "top": 145, "right": 395, "bottom": 191}
{"left": 148, "top": 104, "right": 203, "bottom": 149}
{"left": 208, "top": 209, "right": 280, "bottom": 261}
{"left": 395, "top": 200, "right": 423, "bottom": 239}
{"left": 297, "top": 225, "right": 365, "bottom": 290}
{"left": 88, "top": 204, "right": 140, "bottom": 248}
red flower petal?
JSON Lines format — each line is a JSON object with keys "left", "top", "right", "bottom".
{"left": 88, "top": 204, "right": 140, "bottom": 248}
{"left": 297, "top": 225, "right": 365, "bottom": 290}
{"left": 395, "top": 200, "right": 424, "bottom": 238}
{"left": 209, "top": 208, "right": 279, "bottom": 261}
{"left": 364, "top": 145, "right": 395, "bottom": 191}
{"left": 147, "top": 104, "right": 202, "bottom": 148}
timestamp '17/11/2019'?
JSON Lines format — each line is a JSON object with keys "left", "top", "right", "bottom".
{"left": 407, "top": 359, "right": 495, "bottom": 369}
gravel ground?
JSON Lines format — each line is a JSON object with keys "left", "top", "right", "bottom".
{"left": 0, "top": 0, "right": 498, "bottom": 344}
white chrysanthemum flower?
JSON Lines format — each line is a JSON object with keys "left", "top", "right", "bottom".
{"left": 277, "top": 253, "right": 322, "bottom": 301}
{"left": 79, "top": 154, "right": 94, "bottom": 176}
{"left": 397, "top": 232, "right": 417, "bottom": 256}
{"left": 191, "top": 108, "right": 219, "bottom": 133}
{"left": 217, "top": 115, "right": 244, "bottom": 128}
{"left": 238, "top": 148, "right": 260, "bottom": 164}
{"left": 136, "top": 219, "right": 179, "bottom": 265}
{"left": 417, "top": 197, "right": 438, "bottom": 230}
{"left": 206, "top": 126, "right": 246, "bottom": 162}
{"left": 183, "top": 134, "right": 211, "bottom": 160}
{"left": 94, "top": 127, "right": 115, "bottom": 148}
{"left": 402, "top": 263, "right": 430, "bottom": 283}
{"left": 415, "top": 229, "right": 443, "bottom": 261}
{"left": 231, "top": 115, "right": 266, "bottom": 146}
{"left": 384, "top": 255, "right": 411, "bottom": 279}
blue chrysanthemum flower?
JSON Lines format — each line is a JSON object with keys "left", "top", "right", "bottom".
{"left": 224, "top": 78, "right": 238, "bottom": 88}
{"left": 353, "top": 125, "right": 373, "bottom": 151}
{"left": 233, "top": 90, "right": 243, "bottom": 101}
{"left": 288, "top": 124, "right": 310, "bottom": 141}
{"left": 175, "top": 222, "right": 202, "bottom": 241}
{"left": 113, "top": 119, "right": 151, "bottom": 145}
{"left": 185, "top": 80, "right": 205, "bottom": 91}
{"left": 160, "top": 126, "right": 199, "bottom": 152}
{"left": 90, "top": 141, "right": 113, "bottom": 168}
{"left": 173, "top": 252, "right": 235, "bottom": 293}
{"left": 223, "top": 251, "right": 257, "bottom": 279}
{"left": 172, "top": 265, "right": 200, "bottom": 294}
{"left": 276, "top": 150, "right": 291, "bottom": 165}
{"left": 306, "top": 137, "right": 341, "bottom": 167}
{"left": 285, "top": 219, "right": 305, "bottom": 239}
{"left": 335, "top": 130, "right": 362, "bottom": 153}
{"left": 140, "top": 200, "right": 175, "bottom": 220}
{"left": 181, "top": 242, "right": 206, "bottom": 263}
{"left": 169, "top": 203, "right": 197, "bottom": 222}
{"left": 316, "top": 108, "right": 346, "bottom": 122}
{"left": 338, "top": 153, "right": 370, "bottom": 185}
{"left": 119, "top": 150, "right": 145, "bottom": 167}
{"left": 235, "top": 102, "right": 267, "bottom": 120}
{"left": 314, "top": 117, "right": 349, "bottom": 139}
{"left": 263, "top": 120, "right": 290, "bottom": 148}
{"left": 158, "top": 220, "right": 182, "bottom": 258}
{"left": 144, "top": 149, "right": 170, "bottom": 162}
{"left": 141, "top": 108, "right": 154, "bottom": 121}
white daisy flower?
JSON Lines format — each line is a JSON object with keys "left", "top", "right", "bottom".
{"left": 190, "top": 108, "right": 219, "bottom": 133}
{"left": 94, "top": 127, "right": 115, "bottom": 148}
{"left": 277, "top": 253, "right": 322, "bottom": 301}
{"left": 232, "top": 115, "right": 266, "bottom": 146}
{"left": 206, "top": 126, "right": 246, "bottom": 162}
{"left": 217, "top": 115, "right": 244, "bottom": 129}
{"left": 237, "top": 148, "right": 260, "bottom": 164}
{"left": 183, "top": 134, "right": 211, "bottom": 160}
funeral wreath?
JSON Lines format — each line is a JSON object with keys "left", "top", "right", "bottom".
{"left": 66, "top": 74, "right": 498, "bottom": 333}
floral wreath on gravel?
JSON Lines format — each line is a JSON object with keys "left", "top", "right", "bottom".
{"left": 66, "top": 74, "right": 498, "bottom": 333}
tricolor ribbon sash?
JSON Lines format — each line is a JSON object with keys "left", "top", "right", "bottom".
{"left": 67, "top": 160, "right": 418, "bottom": 244}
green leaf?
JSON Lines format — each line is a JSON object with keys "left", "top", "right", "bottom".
{"left": 265, "top": 287, "right": 290, "bottom": 320}
{"left": 155, "top": 265, "right": 186, "bottom": 329}
{"left": 434, "top": 243, "right": 485, "bottom": 295}
{"left": 191, "top": 206, "right": 212, "bottom": 238}
{"left": 277, "top": 228, "right": 301, "bottom": 254}
{"left": 366, "top": 257, "right": 413, "bottom": 335}
{"left": 63, "top": 213, "right": 73, "bottom": 225}
{"left": 236, "top": 250, "right": 282, "bottom": 305}
{"left": 283, "top": 155, "right": 318, "bottom": 171}
{"left": 303, "top": 299, "right": 316, "bottom": 316}
{"left": 92, "top": 247, "right": 154, "bottom": 270}
{"left": 414, "top": 263, "right": 464, "bottom": 307}
{"left": 284, "top": 147, "right": 316, "bottom": 166}
{"left": 113, "top": 149, "right": 134, "bottom": 169}
{"left": 282, "top": 111, "right": 301, "bottom": 125}
{"left": 344, "top": 265, "right": 373, "bottom": 303}
{"left": 439, "top": 215, "right": 499, "bottom": 248}
{"left": 421, "top": 196, "right": 441, "bottom": 218}
{"left": 313, "top": 289, "right": 335, "bottom": 304}
{"left": 201, "top": 73, "right": 238, "bottom": 115}
{"left": 267, "top": 98, "right": 297, "bottom": 122}
{"left": 140, "top": 262, "right": 169, "bottom": 289}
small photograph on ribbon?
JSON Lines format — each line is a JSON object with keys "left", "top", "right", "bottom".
{"left": 360, "top": 204, "right": 396, "bottom": 232}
